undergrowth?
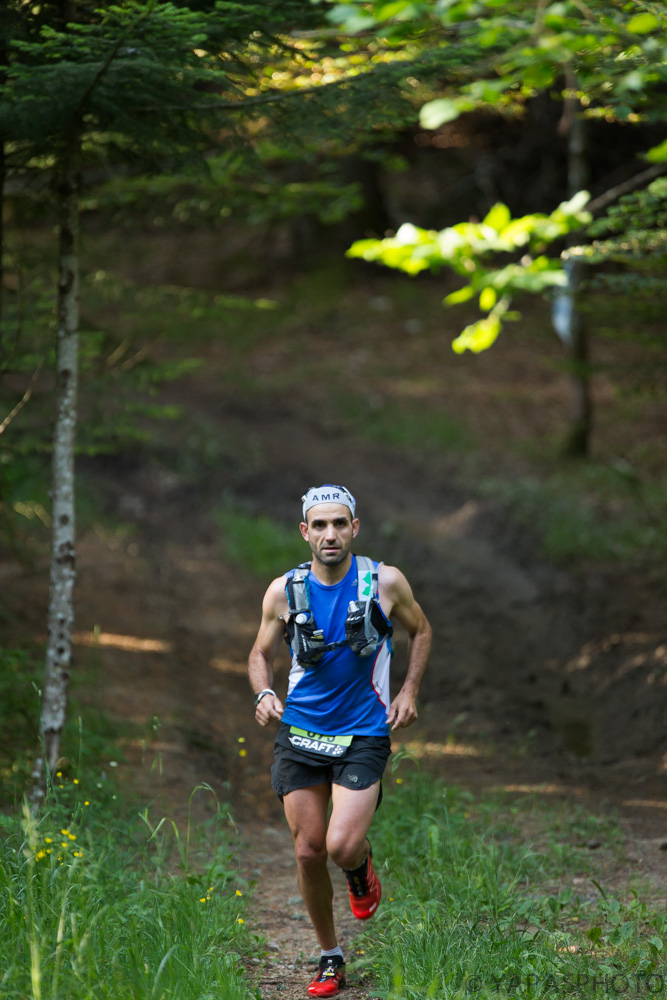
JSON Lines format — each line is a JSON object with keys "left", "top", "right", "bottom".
{"left": 0, "top": 786, "right": 253, "bottom": 1000}
{"left": 359, "top": 760, "right": 667, "bottom": 999}
{"left": 477, "top": 463, "right": 667, "bottom": 567}
{"left": 0, "top": 642, "right": 257, "bottom": 1000}
{"left": 340, "top": 395, "right": 474, "bottom": 454}
{"left": 216, "top": 505, "right": 307, "bottom": 577}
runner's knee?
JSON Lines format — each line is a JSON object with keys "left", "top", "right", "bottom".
{"left": 326, "top": 830, "right": 367, "bottom": 870}
{"left": 293, "top": 833, "right": 328, "bottom": 873}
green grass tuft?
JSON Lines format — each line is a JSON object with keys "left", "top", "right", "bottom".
{"left": 359, "top": 768, "right": 667, "bottom": 999}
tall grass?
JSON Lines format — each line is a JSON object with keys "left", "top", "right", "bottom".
{"left": 360, "top": 766, "right": 667, "bottom": 998}
{"left": 0, "top": 788, "right": 254, "bottom": 1000}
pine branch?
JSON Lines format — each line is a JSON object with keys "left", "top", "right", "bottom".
{"left": 72, "top": 3, "right": 156, "bottom": 122}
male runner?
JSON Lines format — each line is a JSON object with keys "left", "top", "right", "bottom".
{"left": 248, "top": 485, "right": 431, "bottom": 997}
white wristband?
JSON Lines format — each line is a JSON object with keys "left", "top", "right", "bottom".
{"left": 254, "top": 688, "right": 276, "bottom": 708}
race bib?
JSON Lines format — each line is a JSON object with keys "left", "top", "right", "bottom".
{"left": 288, "top": 727, "right": 353, "bottom": 758}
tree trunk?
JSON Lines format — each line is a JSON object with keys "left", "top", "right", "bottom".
{"left": 31, "top": 131, "right": 81, "bottom": 803}
{"left": 555, "top": 83, "right": 592, "bottom": 458}
{"left": 0, "top": 138, "right": 5, "bottom": 344}
{"left": 556, "top": 258, "right": 591, "bottom": 458}
{"left": 0, "top": 30, "right": 6, "bottom": 347}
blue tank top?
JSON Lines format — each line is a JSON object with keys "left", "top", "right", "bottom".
{"left": 282, "top": 559, "right": 392, "bottom": 736}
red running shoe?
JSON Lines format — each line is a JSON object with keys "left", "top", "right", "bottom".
{"left": 344, "top": 852, "right": 382, "bottom": 920}
{"left": 307, "top": 956, "right": 346, "bottom": 997}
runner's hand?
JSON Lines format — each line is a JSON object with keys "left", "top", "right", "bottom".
{"left": 387, "top": 690, "right": 418, "bottom": 730}
{"left": 255, "top": 694, "right": 284, "bottom": 727}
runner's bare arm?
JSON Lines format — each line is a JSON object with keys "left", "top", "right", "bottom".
{"left": 248, "top": 576, "right": 288, "bottom": 727}
{"left": 379, "top": 565, "right": 432, "bottom": 731}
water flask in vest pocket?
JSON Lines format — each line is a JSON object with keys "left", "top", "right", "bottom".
{"left": 294, "top": 612, "right": 326, "bottom": 664}
{"left": 345, "top": 600, "right": 376, "bottom": 656}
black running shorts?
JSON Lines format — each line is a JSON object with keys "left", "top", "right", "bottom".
{"left": 271, "top": 722, "right": 391, "bottom": 800}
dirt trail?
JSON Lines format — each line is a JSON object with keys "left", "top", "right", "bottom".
{"left": 9, "top": 389, "right": 667, "bottom": 997}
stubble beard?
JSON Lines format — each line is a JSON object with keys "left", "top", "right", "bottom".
{"left": 311, "top": 544, "right": 349, "bottom": 567}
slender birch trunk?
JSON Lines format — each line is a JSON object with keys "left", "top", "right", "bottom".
{"left": 31, "top": 132, "right": 81, "bottom": 802}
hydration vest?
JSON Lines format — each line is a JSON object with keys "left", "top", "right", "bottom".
{"left": 284, "top": 555, "right": 392, "bottom": 667}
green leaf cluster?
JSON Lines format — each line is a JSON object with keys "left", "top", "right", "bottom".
{"left": 326, "top": 1, "right": 667, "bottom": 357}
{"left": 328, "top": 0, "right": 667, "bottom": 128}
{"left": 348, "top": 192, "right": 591, "bottom": 351}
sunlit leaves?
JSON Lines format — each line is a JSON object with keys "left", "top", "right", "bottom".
{"left": 452, "top": 311, "right": 502, "bottom": 354}
{"left": 478, "top": 286, "right": 497, "bottom": 311}
{"left": 646, "top": 140, "right": 667, "bottom": 164}
{"left": 348, "top": 194, "right": 590, "bottom": 351}
{"left": 444, "top": 285, "right": 475, "bottom": 305}
{"left": 419, "top": 97, "right": 461, "bottom": 128}
{"left": 483, "top": 202, "right": 510, "bottom": 233}
{"left": 625, "top": 13, "right": 660, "bottom": 36}
{"left": 349, "top": 196, "right": 590, "bottom": 270}
{"left": 327, "top": 0, "right": 667, "bottom": 135}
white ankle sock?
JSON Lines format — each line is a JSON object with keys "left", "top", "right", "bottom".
{"left": 321, "top": 946, "right": 344, "bottom": 961}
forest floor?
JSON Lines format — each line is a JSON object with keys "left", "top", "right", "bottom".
{"left": 4, "top": 234, "right": 667, "bottom": 998}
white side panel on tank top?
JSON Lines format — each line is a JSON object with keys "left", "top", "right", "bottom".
{"left": 287, "top": 660, "right": 305, "bottom": 697}
{"left": 370, "top": 639, "right": 391, "bottom": 714}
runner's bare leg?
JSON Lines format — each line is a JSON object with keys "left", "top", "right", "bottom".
{"left": 283, "top": 784, "right": 337, "bottom": 949}
{"left": 327, "top": 781, "right": 380, "bottom": 871}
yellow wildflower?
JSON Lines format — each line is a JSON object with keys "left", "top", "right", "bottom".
{"left": 236, "top": 890, "right": 243, "bottom": 897}
{"left": 199, "top": 897, "right": 207, "bottom": 903}
{"left": 237, "top": 918, "right": 245, "bottom": 924}
{"left": 239, "top": 749, "right": 247, "bottom": 757}
{"left": 237, "top": 737, "right": 246, "bottom": 743}
{"left": 73, "top": 779, "right": 79, "bottom": 784}
{"left": 45, "top": 838, "right": 53, "bottom": 844}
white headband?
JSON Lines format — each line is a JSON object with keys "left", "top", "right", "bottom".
{"left": 301, "top": 484, "right": 356, "bottom": 520}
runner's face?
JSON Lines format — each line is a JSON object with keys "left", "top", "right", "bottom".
{"left": 300, "top": 503, "right": 359, "bottom": 567}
